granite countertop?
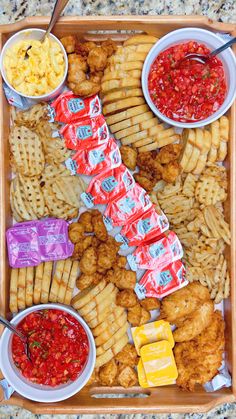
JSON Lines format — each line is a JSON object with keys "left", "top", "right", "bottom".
{"left": 0, "top": 0, "right": 235, "bottom": 418}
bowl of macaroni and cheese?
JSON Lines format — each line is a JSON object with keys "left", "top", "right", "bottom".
{"left": 0, "top": 28, "right": 68, "bottom": 101}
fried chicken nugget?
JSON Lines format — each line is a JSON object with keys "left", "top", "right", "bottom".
{"left": 69, "top": 222, "right": 85, "bottom": 244}
{"left": 97, "top": 237, "right": 120, "bottom": 270}
{"left": 173, "top": 300, "right": 214, "bottom": 342}
{"left": 117, "top": 365, "right": 138, "bottom": 388}
{"left": 140, "top": 297, "right": 160, "bottom": 311}
{"left": 79, "top": 211, "right": 93, "bottom": 233}
{"left": 116, "top": 290, "right": 137, "bottom": 308}
{"left": 120, "top": 146, "right": 137, "bottom": 171}
{"left": 115, "top": 343, "right": 138, "bottom": 367}
{"left": 79, "top": 246, "right": 97, "bottom": 275}
{"left": 67, "top": 54, "right": 87, "bottom": 92}
{"left": 101, "top": 39, "right": 117, "bottom": 57}
{"left": 76, "top": 272, "right": 103, "bottom": 290}
{"left": 60, "top": 35, "right": 76, "bottom": 53}
{"left": 98, "top": 359, "right": 118, "bottom": 386}
{"left": 157, "top": 144, "right": 182, "bottom": 164}
{"left": 127, "top": 303, "right": 142, "bottom": 326}
{"left": 116, "top": 256, "right": 127, "bottom": 268}
{"left": 87, "top": 46, "right": 108, "bottom": 73}
{"left": 161, "top": 160, "right": 181, "bottom": 183}
{"left": 107, "top": 267, "right": 136, "bottom": 290}
{"left": 140, "top": 307, "right": 151, "bottom": 325}
{"left": 75, "top": 41, "right": 97, "bottom": 57}
{"left": 72, "top": 236, "right": 93, "bottom": 260}
{"left": 91, "top": 209, "right": 108, "bottom": 242}
{"left": 174, "top": 311, "right": 225, "bottom": 391}
{"left": 134, "top": 173, "right": 156, "bottom": 191}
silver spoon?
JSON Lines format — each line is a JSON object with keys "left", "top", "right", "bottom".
{"left": 0, "top": 315, "right": 31, "bottom": 361}
{"left": 24, "top": 0, "right": 70, "bottom": 59}
{"left": 178, "top": 37, "right": 236, "bottom": 65}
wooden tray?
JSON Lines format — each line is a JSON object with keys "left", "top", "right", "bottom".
{"left": 0, "top": 15, "right": 235, "bottom": 414}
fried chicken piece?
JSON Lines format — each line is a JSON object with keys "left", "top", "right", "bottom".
{"left": 79, "top": 246, "right": 97, "bottom": 274}
{"left": 174, "top": 311, "right": 225, "bottom": 391}
{"left": 162, "top": 160, "right": 181, "bottom": 183}
{"left": 75, "top": 41, "right": 97, "bottom": 57}
{"left": 72, "top": 79, "right": 101, "bottom": 97}
{"left": 134, "top": 173, "right": 156, "bottom": 191}
{"left": 72, "top": 236, "right": 93, "bottom": 260}
{"left": 159, "top": 283, "right": 210, "bottom": 323}
{"left": 67, "top": 54, "right": 87, "bottom": 92}
{"left": 87, "top": 46, "right": 108, "bottom": 73}
{"left": 107, "top": 267, "right": 136, "bottom": 290}
{"left": 97, "top": 237, "right": 120, "bottom": 270}
{"left": 173, "top": 300, "right": 214, "bottom": 342}
{"left": 60, "top": 35, "right": 76, "bottom": 53}
{"left": 91, "top": 210, "right": 108, "bottom": 242}
{"left": 101, "top": 39, "right": 117, "bottom": 57}
{"left": 90, "top": 71, "right": 103, "bottom": 84}
{"left": 117, "top": 365, "right": 138, "bottom": 388}
{"left": 139, "top": 307, "right": 151, "bottom": 325}
{"left": 116, "top": 256, "right": 127, "bottom": 268}
{"left": 79, "top": 211, "right": 93, "bottom": 233}
{"left": 116, "top": 290, "right": 137, "bottom": 308}
{"left": 140, "top": 297, "right": 160, "bottom": 311}
{"left": 127, "top": 303, "right": 142, "bottom": 326}
{"left": 120, "top": 146, "right": 137, "bottom": 171}
{"left": 76, "top": 272, "right": 103, "bottom": 290}
{"left": 115, "top": 343, "right": 138, "bottom": 367}
{"left": 86, "top": 368, "right": 100, "bottom": 386}
{"left": 68, "top": 222, "right": 85, "bottom": 244}
{"left": 91, "top": 236, "right": 101, "bottom": 248}
{"left": 156, "top": 144, "right": 182, "bottom": 164}
{"left": 98, "top": 359, "right": 118, "bottom": 386}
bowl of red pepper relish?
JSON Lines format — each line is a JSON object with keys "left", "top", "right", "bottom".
{"left": 142, "top": 28, "right": 236, "bottom": 129}
{"left": 0, "top": 304, "right": 96, "bottom": 402}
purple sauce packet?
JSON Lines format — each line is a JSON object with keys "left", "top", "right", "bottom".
{"left": 6, "top": 218, "right": 74, "bottom": 268}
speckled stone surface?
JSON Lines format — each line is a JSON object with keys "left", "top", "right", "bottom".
{"left": 0, "top": 0, "right": 236, "bottom": 417}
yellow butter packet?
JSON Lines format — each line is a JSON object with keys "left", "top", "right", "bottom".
{"left": 131, "top": 320, "right": 174, "bottom": 355}
{"left": 140, "top": 340, "right": 178, "bottom": 387}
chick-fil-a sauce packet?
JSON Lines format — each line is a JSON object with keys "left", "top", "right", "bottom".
{"left": 135, "top": 259, "right": 188, "bottom": 299}
{"left": 6, "top": 219, "right": 73, "bottom": 268}
{"left": 127, "top": 231, "right": 183, "bottom": 272}
{"left": 115, "top": 205, "right": 169, "bottom": 249}
{"left": 72, "top": 138, "right": 121, "bottom": 176}
{"left": 81, "top": 164, "right": 135, "bottom": 208}
{"left": 103, "top": 183, "right": 152, "bottom": 231}
{"left": 48, "top": 91, "right": 101, "bottom": 124}
{"left": 60, "top": 115, "right": 110, "bottom": 150}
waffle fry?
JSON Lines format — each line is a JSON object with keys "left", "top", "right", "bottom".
{"left": 18, "top": 174, "right": 46, "bottom": 218}
{"left": 52, "top": 175, "right": 86, "bottom": 208}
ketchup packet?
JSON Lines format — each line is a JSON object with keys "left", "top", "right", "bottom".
{"left": 81, "top": 164, "right": 135, "bottom": 208}
{"left": 72, "top": 138, "right": 121, "bottom": 176}
{"left": 6, "top": 219, "right": 73, "bottom": 268}
{"left": 60, "top": 115, "right": 110, "bottom": 150}
{"left": 135, "top": 259, "right": 187, "bottom": 299}
{"left": 48, "top": 91, "right": 101, "bottom": 123}
{"left": 127, "top": 231, "right": 183, "bottom": 271}
{"left": 103, "top": 183, "right": 152, "bottom": 231}
{"left": 115, "top": 206, "right": 169, "bottom": 249}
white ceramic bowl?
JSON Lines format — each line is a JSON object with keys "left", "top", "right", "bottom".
{"left": 142, "top": 28, "right": 236, "bottom": 128}
{"left": 0, "top": 28, "right": 68, "bottom": 102}
{"left": 0, "top": 304, "right": 96, "bottom": 403}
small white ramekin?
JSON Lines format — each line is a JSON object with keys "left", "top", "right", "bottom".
{"left": 0, "top": 304, "right": 96, "bottom": 403}
{"left": 142, "top": 28, "right": 236, "bottom": 129}
{"left": 0, "top": 28, "right": 68, "bottom": 102}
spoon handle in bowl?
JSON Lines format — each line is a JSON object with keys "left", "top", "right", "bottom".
{"left": 0, "top": 315, "right": 26, "bottom": 342}
{"left": 43, "top": 0, "right": 70, "bottom": 41}
{"left": 209, "top": 37, "right": 236, "bottom": 57}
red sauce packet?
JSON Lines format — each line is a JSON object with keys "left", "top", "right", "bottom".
{"left": 60, "top": 114, "right": 109, "bottom": 150}
{"left": 115, "top": 205, "right": 169, "bottom": 249}
{"left": 127, "top": 231, "right": 183, "bottom": 271}
{"left": 103, "top": 183, "right": 152, "bottom": 231}
{"left": 72, "top": 138, "right": 121, "bottom": 176}
{"left": 81, "top": 164, "right": 135, "bottom": 208}
{"left": 48, "top": 91, "right": 101, "bottom": 123}
{"left": 135, "top": 260, "right": 187, "bottom": 299}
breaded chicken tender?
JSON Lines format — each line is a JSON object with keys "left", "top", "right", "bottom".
{"left": 76, "top": 272, "right": 103, "bottom": 290}
{"left": 68, "top": 222, "right": 85, "bottom": 243}
{"left": 120, "top": 146, "right": 137, "bottom": 171}
{"left": 140, "top": 297, "right": 160, "bottom": 311}
{"left": 91, "top": 209, "right": 108, "bottom": 242}
{"left": 97, "top": 237, "right": 120, "bottom": 270}
{"left": 174, "top": 311, "right": 225, "bottom": 391}
{"left": 79, "top": 211, "right": 93, "bottom": 233}
{"left": 107, "top": 267, "right": 136, "bottom": 290}
{"left": 116, "top": 290, "right": 137, "bottom": 308}
{"left": 115, "top": 343, "right": 138, "bottom": 367}
{"left": 117, "top": 365, "right": 138, "bottom": 388}
{"left": 98, "top": 359, "right": 118, "bottom": 386}
{"left": 162, "top": 160, "right": 181, "bottom": 183}
{"left": 79, "top": 246, "right": 97, "bottom": 274}
{"left": 156, "top": 144, "right": 182, "bottom": 164}
{"left": 127, "top": 303, "right": 142, "bottom": 326}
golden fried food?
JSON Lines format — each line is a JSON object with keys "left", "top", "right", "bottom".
{"left": 87, "top": 46, "right": 108, "bottom": 73}
{"left": 120, "top": 145, "right": 137, "bottom": 171}
{"left": 127, "top": 303, "right": 142, "bottom": 326}
{"left": 116, "top": 289, "right": 137, "bottom": 308}
{"left": 116, "top": 255, "right": 127, "bottom": 268}
{"left": 86, "top": 368, "right": 99, "bottom": 386}
{"left": 134, "top": 173, "right": 156, "bottom": 191}
{"left": 72, "top": 236, "right": 93, "bottom": 260}
{"left": 79, "top": 211, "right": 93, "bottom": 233}
{"left": 91, "top": 236, "right": 101, "bottom": 248}
{"left": 76, "top": 272, "right": 103, "bottom": 290}
{"left": 91, "top": 209, "right": 108, "bottom": 242}
{"left": 98, "top": 359, "right": 118, "bottom": 386}
{"left": 173, "top": 300, "right": 214, "bottom": 342}
{"left": 139, "top": 307, "right": 151, "bottom": 325}
{"left": 79, "top": 246, "right": 97, "bottom": 275}
{"left": 60, "top": 35, "right": 76, "bottom": 53}
{"left": 115, "top": 343, "right": 138, "bottom": 367}
{"left": 174, "top": 311, "right": 225, "bottom": 391}
{"left": 117, "top": 365, "right": 138, "bottom": 388}
{"left": 140, "top": 297, "right": 160, "bottom": 311}
{"left": 67, "top": 54, "right": 87, "bottom": 90}
{"left": 157, "top": 144, "right": 182, "bottom": 164}
{"left": 107, "top": 267, "right": 136, "bottom": 290}
{"left": 75, "top": 41, "right": 97, "bottom": 57}
{"left": 68, "top": 222, "right": 85, "bottom": 244}
{"left": 97, "top": 237, "right": 120, "bottom": 270}
{"left": 159, "top": 283, "right": 211, "bottom": 323}
{"left": 162, "top": 160, "right": 181, "bottom": 183}
{"left": 101, "top": 39, "right": 117, "bottom": 57}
